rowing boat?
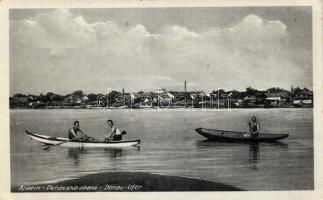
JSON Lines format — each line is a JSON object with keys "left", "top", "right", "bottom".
{"left": 25, "top": 130, "right": 140, "bottom": 148}
{"left": 195, "top": 127, "right": 288, "bottom": 142}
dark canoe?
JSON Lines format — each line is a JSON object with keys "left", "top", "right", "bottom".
{"left": 195, "top": 127, "right": 289, "bottom": 142}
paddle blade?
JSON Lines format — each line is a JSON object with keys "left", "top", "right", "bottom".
{"left": 42, "top": 141, "right": 67, "bottom": 150}
{"left": 43, "top": 145, "right": 52, "bottom": 150}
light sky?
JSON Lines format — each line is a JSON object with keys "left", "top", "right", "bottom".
{"left": 10, "top": 7, "right": 312, "bottom": 95}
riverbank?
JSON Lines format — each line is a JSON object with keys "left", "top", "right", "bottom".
{"left": 12, "top": 172, "right": 242, "bottom": 192}
{"left": 9, "top": 106, "right": 313, "bottom": 110}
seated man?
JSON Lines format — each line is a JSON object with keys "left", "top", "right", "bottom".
{"left": 105, "top": 119, "right": 123, "bottom": 141}
{"left": 68, "top": 121, "right": 88, "bottom": 141}
{"left": 244, "top": 116, "right": 260, "bottom": 139}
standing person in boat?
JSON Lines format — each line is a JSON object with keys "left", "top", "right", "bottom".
{"left": 244, "top": 116, "right": 260, "bottom": 138}
{"left": 68, "top": 121, "right": 88, "bottom": 141}
{"left": 105, "top": 119, "right": 124, "bottom": 141}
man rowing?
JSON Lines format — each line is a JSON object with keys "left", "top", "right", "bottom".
{"left": 104, "top": 119, "right": 125, "bottom": 141}
{"left": 68, "top": 121, "right": 88, "bottom": 141}
{"left": 244, "top": 116, "right": 260, "bottom": 139}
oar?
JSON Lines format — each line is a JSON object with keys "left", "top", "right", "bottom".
{"left": 76, "top": 130, "right": 100, "bottom": 142}
{"left": 43, "top": 141, "right": 68, "bottom": 150}
{"left": 82, "top": 133, "right": 100, "bottom": 142}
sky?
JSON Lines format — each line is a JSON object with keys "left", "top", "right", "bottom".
{"left": 9, "top": 7, "right": 312, "bottom": 95}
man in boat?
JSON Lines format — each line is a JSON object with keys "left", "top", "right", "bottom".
{"left": 244, "top": 116, "right": 260, "bottom": 138}
{"left": 104, "top": 119, "right": 125, "bottom": 141}
{"left": 68, "top": 121, "right": 88, "bottom": 141}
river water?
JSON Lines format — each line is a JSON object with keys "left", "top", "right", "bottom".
{"left": 10, "top": 108, "right": 313, "bottom": 190}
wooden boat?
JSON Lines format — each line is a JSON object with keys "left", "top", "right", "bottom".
{"left": 195, "top": 128, "right": 288, "bottom": 142}
{"left": 25, "top": 130, "right": 140, "bottom": 148}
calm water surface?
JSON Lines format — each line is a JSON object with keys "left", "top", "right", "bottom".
{"left": 10, "top": 108, "right": 313, "bottom": 190}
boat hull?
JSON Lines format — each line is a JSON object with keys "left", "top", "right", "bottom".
{"left": 195, "top": 128, "right": 288, "bottom": 142}
{"left": 26, "top": 131, "right": 140, "bottom": 148}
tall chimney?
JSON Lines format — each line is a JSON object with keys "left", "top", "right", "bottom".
{"left": 184, "top": 80, "right": 187, "bottom": 92}
{"left": 122, "top": 88, "right": 125, "bottom": 94}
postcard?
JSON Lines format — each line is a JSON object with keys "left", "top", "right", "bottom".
{"left": 0, "top": 0, "right": 322, "bottom": 200}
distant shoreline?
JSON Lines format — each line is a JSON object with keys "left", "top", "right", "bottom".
{"left": 11, "top": 172, "right": 242, "bottom": 192}
{"left": 9, "top": 107, "right": 313, "bottom": 110}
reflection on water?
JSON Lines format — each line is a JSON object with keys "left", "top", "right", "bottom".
{"left": 10, "top": 109, "right": 312, "bottom": 190}
{"left": 196, "top": 140, "right": 289, "bottom": 170}
{"left": 195, "top": 140, "right": 288, "bottom": 149}
{"left": 266, "top": 141, "right": 289, "bottom": 149}
{"left": 66, "top": 147, "right": 141, "bottom": 169}
{"left": 249, "top": 143, "right": 259, "bottom": 169}
{"left": 104, "top": 148, "right": 124, "bottom": 158}
{"left": 67, "top": 148, "right": 87, "bottom": 166}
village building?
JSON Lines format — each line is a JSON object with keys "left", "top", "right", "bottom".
{"left": 265, "top": 92, "right": 291, "bottom": 107}
{"left": 243, "top": 95, "right": 257, "bottom": 107}
{"left": 293, "top": 96, "right": 313, "bottom": 107}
